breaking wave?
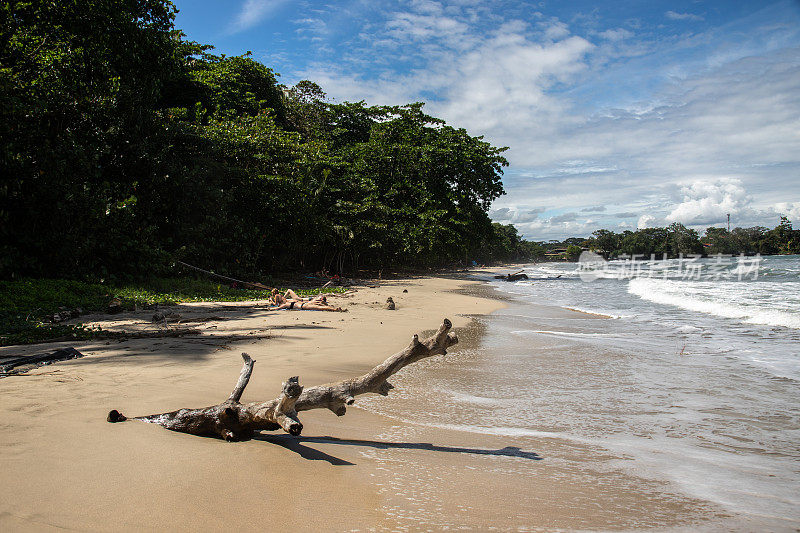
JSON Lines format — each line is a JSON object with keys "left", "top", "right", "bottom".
{"left": 628, "top": 278, "right": 800, "bottom": 329}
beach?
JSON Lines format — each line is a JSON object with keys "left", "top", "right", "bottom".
{"left": 1, "top": 273, "right": 793, "bottom": 531}
{"left": 1, "top": 276, "right": 505, "bottom": 531}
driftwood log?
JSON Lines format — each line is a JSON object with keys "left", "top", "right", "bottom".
{"left": 107, "top": 318, "right": 458, "bottom": 440}
{"left": 1, "top": 347, "right": 85, "bottom": 375}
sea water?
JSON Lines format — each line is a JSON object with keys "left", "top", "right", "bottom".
{"left": 360, "top": 255, "right": 800, "bottom": 529}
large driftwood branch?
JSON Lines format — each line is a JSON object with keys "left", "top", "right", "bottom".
{"left": 228, "top": 353, "right": 255, "bottom": 402}
{"left": 107, "top": 319, "right": 458, "bottom": 440}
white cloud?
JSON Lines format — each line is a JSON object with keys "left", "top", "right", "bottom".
{"left": 409, "top": 0, "right": 444, "bottom": 16}
{"left": 773, "top": 202, "right": 800, "bottom": 220}
{"left": 294, "top": 17, "right": 328, "bottom": 39}
{"left": 228, "top": 0, "right": 286, "bottom": 34}
{"left": 638, "top": 214, "right": 657, "bottom": 229}
{"left": 435, "top": 29, "right": 593, "bottom": 137}
{"left": 598, "top": 28, "right": 633, "bottom": 41}
{"left": 550, "top": 212, "right": 579, "bottom": 223}
{"left": 489, "top": 206, "right": 546, "bottom": 223}
{"left": 543, "top": 20, "right": 570, "bottom": 41}
{"left": 665, "top": 178, "right": 752, "bottom": 225}
{"left": 665, "top": 11, "right": 704, "bottom": 22}
{"left": 385, "top": 12, "right": 469, "bottom": 45}
{"left": 300, "top": 16, "right": 594, "bottom": 146}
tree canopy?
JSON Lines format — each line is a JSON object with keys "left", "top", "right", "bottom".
{"left": 542, "top": 218, "right": 800, "bottom": 260}
{"left": 1, "top": 0, "right": 511, "bottom": 280}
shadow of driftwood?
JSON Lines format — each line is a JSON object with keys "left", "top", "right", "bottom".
{"left": 255, "top": 433, "right": 542, "bottom": 465}
{"left": 254, "top": 434, "right": 356, "bottom": 465}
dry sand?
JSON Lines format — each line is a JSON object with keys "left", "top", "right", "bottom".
{"left": 0, "top": 276, "right": 723, "bottom": 531}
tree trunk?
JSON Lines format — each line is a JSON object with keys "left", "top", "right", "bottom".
{"left": 107, "top": 319, "right": 458, "bottom": 440}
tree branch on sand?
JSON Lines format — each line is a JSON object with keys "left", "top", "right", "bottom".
{"left": 107, "top": 319, "right": 459, "bottom": 440}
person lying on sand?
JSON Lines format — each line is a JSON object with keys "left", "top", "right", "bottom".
{"left": 268, "top": 299, "right": 347, "bottom": 312}
{"left": 268, "top": 288, "right": 346, "bottom": 312}
{"left": 270, "top": 288, "right": 329, "bottom": 305}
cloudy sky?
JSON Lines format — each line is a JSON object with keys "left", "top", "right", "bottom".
{"left": 174, "top": 0, "right": 800, "bottom": 240}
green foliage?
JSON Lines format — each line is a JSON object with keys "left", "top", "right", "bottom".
{"left": 480, "top": 223, "right": 545, "bottom": 262}
{"left": 0, "top": 278, "right": 108, "bottom": 346}
{"left": 766, "top": 217, "right": 800, "bottom": 254}
{"left": 0, "top": 277, "right": 344, "bottom": 345}
{"left": 1, "top": 1, "right": 510, "bottom": 280}
{"left": 1, "top": 0, "right": 182, "bottom": 277}
{"left": 1, "top": 279, "right": 108, "bottom": 317}
{"left": 188, "top": 54, "right": 286, "bottom": 123}
{"left": 576, "top": 218, "right": 799, "bottom": 259}
{"left": 564, "top": 245, "right": 582, "bottom": 261}
{"left": 590, "top": 229, "right": 618, "bottom": 255}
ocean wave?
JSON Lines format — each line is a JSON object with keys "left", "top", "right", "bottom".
{"left": 628, "top": 278, "right": 800, "bottom": 329}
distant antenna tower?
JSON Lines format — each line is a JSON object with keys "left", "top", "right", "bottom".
{"left": 727, "top": 213, "right": 730, "bottom": 231}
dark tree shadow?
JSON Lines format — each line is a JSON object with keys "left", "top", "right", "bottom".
{"left": 255, "top": 433, "right": 542, "bottom": 466}
{"left": 264, "top": 323, "right": 334, "bottom": 330}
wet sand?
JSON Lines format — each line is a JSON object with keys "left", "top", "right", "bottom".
{"left": 0, "top": 276, "right": 730, "bottom": 531}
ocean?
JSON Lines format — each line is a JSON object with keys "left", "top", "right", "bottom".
{"left": 359, "top": 254, "right": 800, "bottom": 530}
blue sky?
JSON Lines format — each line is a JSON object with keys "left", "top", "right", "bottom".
{"left": 173, "top": 0, "right": 800, "bottom": 240}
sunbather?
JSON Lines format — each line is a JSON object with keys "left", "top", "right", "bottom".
{"left": 268, "top": 299, "right": 347, "bottom": 312}
{"left": 270, "top": 288, "right": 322, "bottom": 303}
{"left": 268, "top": 288, "right": 343, "bottom": 311}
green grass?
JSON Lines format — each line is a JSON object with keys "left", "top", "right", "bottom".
{"left": 0, "top": 277, "right": 344, "bottom": 346}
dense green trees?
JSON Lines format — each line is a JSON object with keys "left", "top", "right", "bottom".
{"left": 590, "top": 223, "right": 703, "bottom": 258}
{"left": 577, "top": 218, "right": 800, "bottom": 259}
{"left": 480, "top": 223, "right": 545, "bottom": 263}
{"left": 1, "top": 0, "right": 510, "bottom": 280}
{"left": 564, "top": 245, "right": 582, "bottom": 261}
{"left": 700, "top": 217, "right": 799, "bottom": 255}
{"left": 2, "top": 0, "right": 183, "bottom": 277}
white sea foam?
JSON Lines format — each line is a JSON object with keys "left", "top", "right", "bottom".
{"left": 560, "top": 305, "right": 625, "bottom": 318}
{"left": 512, "top": 329, "right": 614, "bottom": 338}
{"left": 418, "top": 421, "right": 582, "bottom": 441}
{"left": 628, "top": 278, "right": 800, "bottom": 329}
{"left": 448, "top": 391, "right": 516, "bottom": 407}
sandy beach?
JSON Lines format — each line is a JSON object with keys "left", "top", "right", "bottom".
{"left": 1, "top": 275, "right": 735, "bottom": 531}
{"left": 0, "top": 276, "right": 499, "bottom": 531}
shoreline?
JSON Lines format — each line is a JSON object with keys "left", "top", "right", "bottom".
{"left": 472, "top": 265, "right": 800, "bottom": 531}
{"left": 355, "top": 280, "right": 734, "bottom": 532}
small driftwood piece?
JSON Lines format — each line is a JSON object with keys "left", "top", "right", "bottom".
{"left": 494, "top": 270, "right": 528, "bottom": 281}
{"left": 1, "top": 347, "right": 85, "bottom": 375}
{"left": 107, "top": 318, "right": 458, "bottom": 440}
